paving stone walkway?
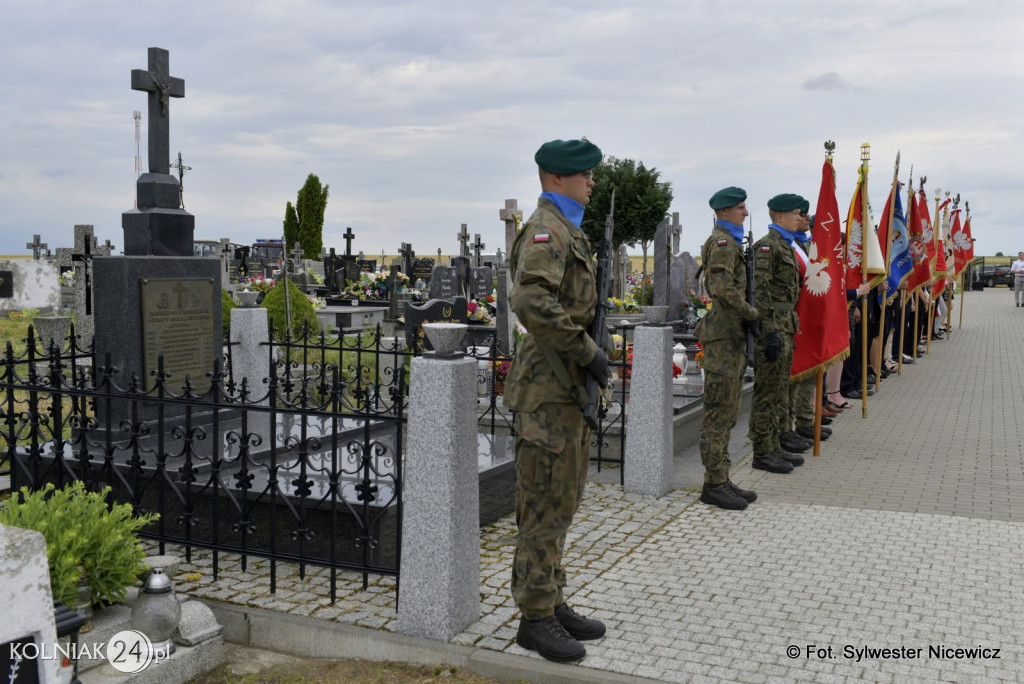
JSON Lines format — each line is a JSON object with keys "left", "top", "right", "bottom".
{"left": 171, "top": 287, "right": 1024, "bottom": 682}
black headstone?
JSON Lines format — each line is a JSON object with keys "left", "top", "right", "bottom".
{"left": 428, "top": 264, "right": 458, "bottom": 300}
{"left": 450, "top": 255, "right": 471, "bottom": 297}
{"left": 357, "top": 259, "right": 377, "bottom": 273}
{"left": 403, "top": 297, "right": 468, "bottom": 352}
{"left": 469, "top": 266, "right": 494, "bottom": 300}
{"left": 411, "top": 257, "right": 434, "bottom": 286}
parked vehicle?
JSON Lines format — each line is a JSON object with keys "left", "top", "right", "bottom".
{"left": 975, "top": 264, "right": 1013, "bottom": 288}
{"left": 193, "top": 239, "right": 244, "bottom": 258}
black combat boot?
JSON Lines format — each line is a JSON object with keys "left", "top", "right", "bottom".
{"left": 554, "top": 603, "right": 606, "bottom": 640}
{"left": 779, "top": 431, "right": 811, "bottom": 453}
{"left": 776, "top": 449, "right": 804, "bottom": 466}
{"left": 726, "top": 480, "right": 757, "bottom": 503}
{"left": 516, "top": 615, "right": 586, "bottom": 662}
{"left": 796, "top": 426, "right": 831, "bottom": 441}
{"left": 700, "top": 482, "right": 748, "bottom": 510}
{"left": 752, "top": 452, "right": 795, "bottom": 473}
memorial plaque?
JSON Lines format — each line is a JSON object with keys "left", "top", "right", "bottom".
{"left": 140, "top": 277, "right": 217, "bottom": 394}
{"left": 411, "top": 257, "right": 434, "bottom": 286}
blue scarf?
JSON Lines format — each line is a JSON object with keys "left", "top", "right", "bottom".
{"left": 540, "top": 192, "right": 584, "bottom": 228}
{"left": 769, "top": 223, "right": 797, "bottom": 246}
{"left": 714, "top": 219, "right": 744, "bottom": 243}
{"left": 794, "top": 230, "right": 812, "bottom": 246}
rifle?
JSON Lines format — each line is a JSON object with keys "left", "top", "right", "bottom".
{"left": 744, "top": 226, "right": 756, "bottom": 367}
{"left": 583, "top": 188, "right": 615, "bottom": 430}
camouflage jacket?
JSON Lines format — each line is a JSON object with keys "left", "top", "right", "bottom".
{"left": 696, "top": 226, "right": 758, "bottom": 343}
{"left": 503, "top": 198, "right": 599, "bottom": 413}
{"left": 753, "top": 228, "right": 801, "bottom": 335}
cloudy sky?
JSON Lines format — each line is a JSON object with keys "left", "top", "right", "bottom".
{"left": 2, "top": 0, "right": 1021, "bottom": 262}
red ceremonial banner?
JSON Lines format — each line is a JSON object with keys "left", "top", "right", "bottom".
{"left": 906, "top": 185, "right": 932, "bottom": 293}
{"left": 792, "top": 159, "right": 851, "bottom": 380}
{"left": 949, "top": 209, "right": 973, "bottom": 278}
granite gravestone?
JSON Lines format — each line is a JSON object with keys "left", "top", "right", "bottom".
{"left": 404, "top": 297, "right": 468, "bottom": 352}
{"left": 0, "top": 260, "right": 59, "bottom": 316}
{"left": 469, "top": 266, "right": 493, "bottom": 300}
{"left": 652, "top": 216, "right": 672, "bottom": 309}
{"left": 670, "top": 252, "right": 700, "bottom": 320}
{"left": 428, "top": 264, "right": 458, "bottom": 300}
{"left": 496, "top": 199, "right": 523, "bottom": 355}
{"left": 122, "top": 47, "right": 194, "bottom": 256}
{"left": 450, "top": 256, "right": 471, "bottom": 298}
{"left": 93, "top": 47, "right": 222, "bottom": 425}
{"left": 51, "top": 225, "right": 112, "bottom": 345}
{"left": 411, "top": 258, "right": 434, "bottom": 288}
{"left": 336, "top": 261, "right": 362, "bottom": 290}
{"left": 356, "top": 259, "right": 377, "bottom": 273}
{"left": 0, "top": 524, "right": 61, "bottom": 684}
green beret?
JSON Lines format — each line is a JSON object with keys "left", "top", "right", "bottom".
{"left": 800, "top": 199, "right": 811, "bottom": 214}
{"left": 767, "top": 193, "right": 807, "bottom": 212}
{"left": 808, "top": 215, "right": 816, "bottom": 228}
{"left": 534, "top": 139, "right": 602, "bottom": 175}
{"left": 709, "top": 186, "right": 747, "bottom": 210}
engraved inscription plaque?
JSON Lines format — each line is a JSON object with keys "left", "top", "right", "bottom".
{"left": 140, "top": 278, "right": 216, "bottom": 394}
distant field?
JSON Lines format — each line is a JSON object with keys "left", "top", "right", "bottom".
{"left": 0, "top": 255, "right": 32, "bottom": 260}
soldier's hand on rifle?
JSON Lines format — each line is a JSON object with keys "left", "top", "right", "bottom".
{"left": 764, "top": 332, "right": 782, "bottom": 362}
{"left": 744, "top": 317, "right": 761, "bottom": 340}
{"left": 586, "top": 348, "right": 609, "bottom": 382}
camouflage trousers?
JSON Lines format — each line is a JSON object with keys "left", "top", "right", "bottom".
{"left": 511, "top": 403, "right": 590, "bottom": 621}
{"left": 749, "top": 332, "right": 794, "bottom": 454}
{"left": 787, "top": 375, "right": 816, "bottom": 431}
{"left": 699, "top": 336, "right": 747, "bottom": 485}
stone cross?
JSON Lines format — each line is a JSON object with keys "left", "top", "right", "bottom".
{"left": 219, "top": 238, "right": 233, "bottom": 286}
{"left": 26, "top": 234, "right": 47, "bottom": 260}
{"left": 288, "top": 241, "right": 305, "bottom": 269}
{"left": 343, "top": 226, "right": 355, "bottom": 256}
{"left": 472, "top": 234, "right": 486, "bottom": 267}
{"left": 71, "top": 234, "right": 95, "bottom": 315}
{"left": 170, "top": 150, "right": 191, "bottom": 209}
{"left": 103, "top": 239, "right": 115, "bottom": 254}
{"left": 456, "top": 224, "right": 470, "bottom": 258}
{"left": 400, "top": 242, "right": 415, "bottom": 276}
{"left": 499, "top": 199, "right": 522, "bottom": 255}
{"left": 670, "top": 212, "right": 682, "bottom": 254}
{"left": 131, "top": 47, "right": 185, "bottom": 175}
{"left": 495, "top": 247, "right": 504, "bottom": 268}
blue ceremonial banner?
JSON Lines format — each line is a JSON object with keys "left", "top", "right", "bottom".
{"left": 884, "top": 184, "right": 913, "bottom": 298}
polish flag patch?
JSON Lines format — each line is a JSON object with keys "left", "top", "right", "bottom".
{"left": 717, "top": 239, "right": 728, "bottom": 246}
{"left": 534, "top": 234, "right": 550, "bottom": 243}
{"left": 761, "top": 246, "right": 771, "bottom": 252}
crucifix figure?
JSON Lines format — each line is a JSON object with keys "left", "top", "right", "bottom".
{"left": 26, "top": 235, "right": 47, "bottom": 260}
{"left": 131, "top": 47, "right": 185, "bottom": 176}
{"left": 472, "top": 233, "right": 486, "bottom": 268}
{"left": 71, "top": 236, "right": 94, "bottom": 316}
{"left": 343, "top": 227, "right": 355, "bottom": 257}
{"left": 170, "top": 151, "right": 191, "bottom": 210}
{"left": 456, "top": 224, "right": 470, "bottom": 258}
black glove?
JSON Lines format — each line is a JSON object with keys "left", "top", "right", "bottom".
{"left": 744, "top": 317, "right": 761, "bottom": 340}
{"left": 764, "top": 332, "right": 782, "bottom": 362}
{"left": 586, "top": 348, "right": 609, "bottom": 381}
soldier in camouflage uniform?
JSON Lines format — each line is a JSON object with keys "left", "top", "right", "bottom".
{"left": 503, "top": 138, "right": 608, "bottom": 664}
{"left": 695, "top": 187, "right": 760, "bottom": 510}
{"left": 749, "top": 193, "right": 807, "bottom": 473}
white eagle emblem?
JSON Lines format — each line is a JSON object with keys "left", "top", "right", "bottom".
{"left": 951, "top": 231, "right": 973, "bottom": 252}
{"left": 805, "top": 242, "right": 831, "bottom": 296}
{"left": 847, "top": 219, "right": 863, "bottom": 270}
{"left": 921, "top": 217, "right": 934, "bottom": 244}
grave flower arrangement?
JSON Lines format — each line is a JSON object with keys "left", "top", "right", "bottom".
{"left": 689, "top": 289, "right": 712, "bottom": 318}
{"left": 467, "top": 299, "right": 493, "bottom": 325}
{"left": 307, "top": 293, "right": 326, "bottom": 310}
{"left": 245, "top": 274, "right": 276, "bottom": 294}
{"left": 341, "top": 272, "right": 389, "bottom": 300}
{"left": 59, "top": 270, "right": 75, "bottom": 287}
{"left": 493, "top": 357, "right": 511, "bottom": 385}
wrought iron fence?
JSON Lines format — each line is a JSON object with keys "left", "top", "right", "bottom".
{"left": 2, "top": 323, "right": 405, "bottom": 601}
